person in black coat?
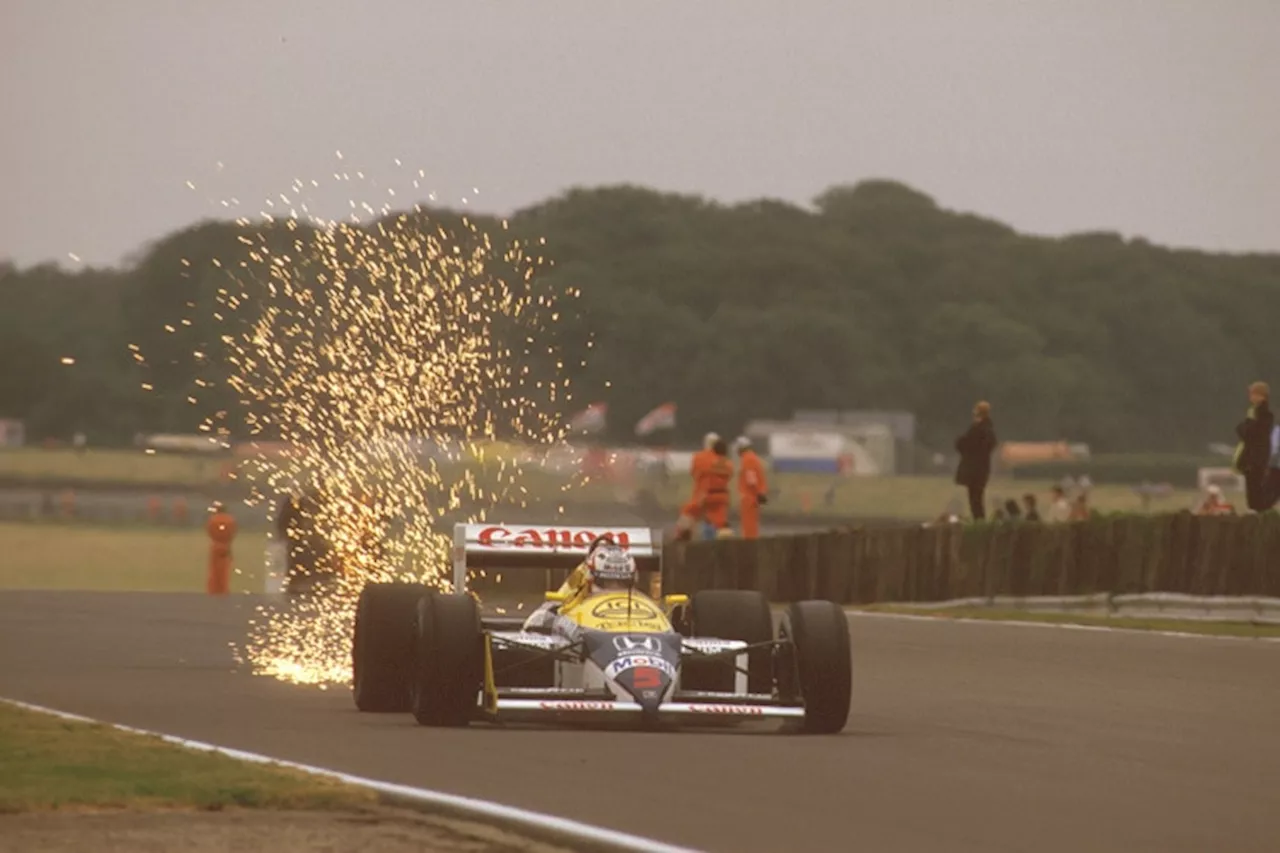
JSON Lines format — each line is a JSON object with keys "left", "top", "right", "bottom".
{"left": 954, "top": 401, "right": 997, "bottom": 521}
{"left": 1236, "top": 381, "right": 1275, "bottom": 512}
{"left": 277, "top": 485, "right": 334, "bottom": 592}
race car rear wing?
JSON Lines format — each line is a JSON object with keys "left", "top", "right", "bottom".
{"left": 451, "top": 522, "right": 661, "bottom": 592}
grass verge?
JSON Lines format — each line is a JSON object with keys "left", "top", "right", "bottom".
{"left": 2, "top": 447, "right": 1201, "bottom": 521}
{"left": 0, "top": 522, "right": 267, "bottom": 592}
{"left": 0, "top": 702, "right": 373, "bottom": 813}
{"left": 856, "top": 603, "right": 1280, "bottom": 638}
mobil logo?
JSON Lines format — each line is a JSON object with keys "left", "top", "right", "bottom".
{"left": 607, "top": 655, "right": 675, "bottom": 679}
{"left": 475, "top": 526, "right": 634, "bottom": 550}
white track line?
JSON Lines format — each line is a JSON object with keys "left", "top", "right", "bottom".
{"left": 847, "top": 609, "right": 1280, "bottom": 643}
{"left": 0, "top": 697, "right": 701, "bottom": 853}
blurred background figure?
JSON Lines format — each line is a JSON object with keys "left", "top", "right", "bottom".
{"left": 1195, "top": 484, "right": 1236, "bottom": 516}
{"left": 277, "top": 485, "right": 334, "bottom": 594}
{"left": 734, "top": 435, "right": 768, "bottom": 539}
{"left": 675, "top": 431, "right": 720, "bottom": 540}
{"left": 954, "top": 401, "right": 997, "bottom": 521}
{"left": 1047, "top": 485, "right": 1072, "bottom": 522}
{"left": 1022, "top": 493, "right": 1041, "bottom": 521}
{"left": 205, "top": 500, "right": 236, "bottom": 595}
{"left": 1234, "top": 381, "right": 1275, "bottom": 513}
{"left": 1269, "top": 419, "right": 1280, "bottom": 509}
{"left": 699, "top": 437, "right": 734, "bottom": 539}
{"left": 991, "top": 497, "right": 1007, "bottom": 522}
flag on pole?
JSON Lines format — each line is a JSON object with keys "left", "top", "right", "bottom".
{"left": 569, "top": 402, "right": 608, "bottom": 434}
{"left": 635, "top": 402, "right": 677, "bottom": 437}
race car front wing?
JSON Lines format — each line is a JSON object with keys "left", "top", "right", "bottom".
{"left": 493, "top": 698, "right": 805, "bottom": 721}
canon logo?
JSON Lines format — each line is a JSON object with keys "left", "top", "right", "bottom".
{"left": 688, "top": 705, "right": 765, "bottom": 715}
{"left": 477, "top": 527, "right": 632, "bottom": 549}
{"left": 539, "top": 701, "right": 616, "bottom": 712}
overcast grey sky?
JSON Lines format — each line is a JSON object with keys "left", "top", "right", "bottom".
{"left": 3, "top": 0, "right": 1277, "bottom": 268}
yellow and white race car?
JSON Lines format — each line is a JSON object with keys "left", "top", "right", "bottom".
{"left": 350, "top": 523, "right": 851, "bottom": 733}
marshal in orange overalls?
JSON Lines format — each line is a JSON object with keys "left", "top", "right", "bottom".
{"left": 697, "top": 451, "right": 735, "bottom": 532}
{"left": 736, "top": 444, "right": 768, "bottom": 539}
{"left": 676, "top": 436, "right": 721, "bottom": 538}
{"left": 206, "top": 507, "right": 237, "bottom": 595}
{"left": 680, "top": 447, "right": 717, "bottom": 519}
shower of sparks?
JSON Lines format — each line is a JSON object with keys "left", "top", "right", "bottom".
{"left": 148, "top": 160, "right": 584, "bottom": 688}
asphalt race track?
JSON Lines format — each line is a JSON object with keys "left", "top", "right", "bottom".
{"left": 2, "top": 591, "right": 1278, "bottom": 853}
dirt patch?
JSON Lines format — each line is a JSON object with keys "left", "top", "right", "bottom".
{"left": 0, "top": 806, "right": 581, "bottom": 853}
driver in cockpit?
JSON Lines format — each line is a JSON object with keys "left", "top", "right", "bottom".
{"left": 522, "top": 536, "right": 637, "bottom": 633}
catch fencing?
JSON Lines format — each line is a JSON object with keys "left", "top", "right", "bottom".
{"left": 661, "top": 513, "right": 1280, "bottom": 603}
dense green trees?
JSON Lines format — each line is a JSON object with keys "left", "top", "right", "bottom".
{"left": 2, "top": 180, "right": 1277, "bottom": 453}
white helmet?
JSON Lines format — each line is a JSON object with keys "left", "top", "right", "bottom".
{"left": 703, "top": 431, "right": 720, "bottom": 449}
{"left": 587, "top": 544, "right": 637, "bottom": 591}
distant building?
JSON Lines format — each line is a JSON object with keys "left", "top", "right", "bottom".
{"left": 0, "top": 419, "right": 25, "bottom": 448}
{"left": 749, "top": 410, "right": 917, "bottom": 475}
{"left": 743, "top": 414, "right": 899, "bottom": 476}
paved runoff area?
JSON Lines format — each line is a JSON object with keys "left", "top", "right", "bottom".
{"left": 1, "top": 590, "right": 1278, "bottom": 853}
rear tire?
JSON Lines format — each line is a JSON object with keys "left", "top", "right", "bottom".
{"left": 786, "top": 600, "right": 851, "bottom": 734}
{"left": 352, "top": 582, "right": 426, "bottom": 712}
{"left": 681, "top": 590, "right": 773, "bottom": 694}
{"left": 410, "top": 592, "right": 484, "bottom": 727}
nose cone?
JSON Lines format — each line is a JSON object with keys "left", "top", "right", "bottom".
{"left": 614, "top": 664, "right": 672, "bottom": 714}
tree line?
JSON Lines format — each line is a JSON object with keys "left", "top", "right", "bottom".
{"left": 2, "top": 179, "right": 1278, "bottom": 455}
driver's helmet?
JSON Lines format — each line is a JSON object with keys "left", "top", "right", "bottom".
{"left": 587, "top": 543, "right": 637, "bottom": 591}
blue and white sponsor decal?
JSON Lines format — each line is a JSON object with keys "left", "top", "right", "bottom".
{"left": 605, "top": 655, "right": 676, "bottom": 679}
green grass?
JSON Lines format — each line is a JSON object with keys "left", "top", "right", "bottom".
{"left": 0, "top": 702, "right": 373, "bottom": 813}
{"left": 1, "top": 446, "right": 1204, "bottom": 521}
{"left": 858, "top": 604, "right": 1280, "bottom": 638}
{"left": 626, "top": 472, "right": 1200, "bottom": 520}
{"left": 0, "top": 448, "right": 232, "bottom": 487}
{"left": 0, "top": 522, "right": 267, "bottom": 592}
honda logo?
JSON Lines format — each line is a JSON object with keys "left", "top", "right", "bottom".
{"left": 613, "top": 635, "right": 661, "bottom": 653}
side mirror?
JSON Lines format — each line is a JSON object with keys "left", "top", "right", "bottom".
{"left": 663, "top": 594, "right": 689, "bottom": 608}
{"left": 544, "top": 591, "right": 568, "bottom": 602}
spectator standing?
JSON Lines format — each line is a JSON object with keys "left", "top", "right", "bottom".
{"left": 1022, "top": 493, "right": 1041, "bottom": 521}
{"left": 954, "top": 401, "right": 997, "bottom": 521}
{"left": 1195, "top": 485, "right": 1236, "bottom": 516}
{"left": 1069, "top": 492, "right": 1091, "bottom": 521}
{"left": 1047, "top": 486, "right": 1071, "bottom": 523}
{"left": 1234, "top": 381, "right": 1275, "bottom": 512}
{"left": 279, "top": 485, "right": 333, "bottom": 593}
{"left": 1269, "top": 421, "right": 1280, "bottom": 509}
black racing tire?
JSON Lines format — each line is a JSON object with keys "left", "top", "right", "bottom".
{"left": 352, "top": 582, "right": 427, "bottom": 712}
{"left": 410, "top": 592, "right": 484, "bottom": 727}
{"left": 786, "top": 600, "right": 852, "bottom": 734}
{"left": 681, "top": 590, "right": 774, "bottom": 695}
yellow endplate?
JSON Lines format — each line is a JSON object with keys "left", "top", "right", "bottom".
{"left": 561, "top": 591, "right": 673, "bottom": 632}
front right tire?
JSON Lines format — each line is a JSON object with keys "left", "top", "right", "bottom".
{"left": 410, "top": 592, "right": 485, "bottom": 727}
{"left": 785, "top": 600, "right": 852, "bottom": 734}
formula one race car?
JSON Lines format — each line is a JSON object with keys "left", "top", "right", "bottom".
{"left": 350, "top": 523, "right": 851, "bottom": 733}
